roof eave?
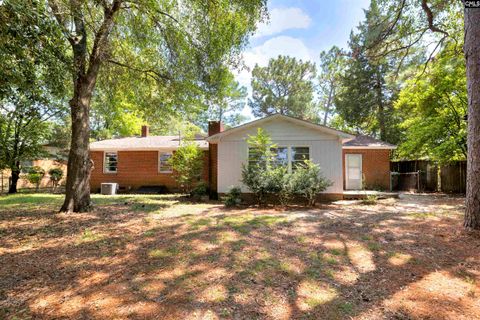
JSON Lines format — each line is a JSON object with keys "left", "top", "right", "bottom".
{"left": 206, "top": 114, "right": 355, "bottom": 142}
{"left": 342, "top": 146, "right": 397, "bottom": 150}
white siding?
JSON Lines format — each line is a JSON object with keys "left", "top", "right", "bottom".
{"left": 217, "top": 117, "right": 343, "bottom": 193}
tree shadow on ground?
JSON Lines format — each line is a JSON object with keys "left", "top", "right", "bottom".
{"left": 0, "top": 194, "right": 479, "bottom": 319}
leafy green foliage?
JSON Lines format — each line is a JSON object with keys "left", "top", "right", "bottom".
{"left": 0, "top": 0, "right": 68, "bottom": 171}
{"left": 26, "top": 166, "right": 45, "bottom": 191}
{"left": 249, "top": 55, "right": 317, "bottom": 120}
{"left": 241, "top": 129, "right": 331, "bottom": 206}
{"left": 48, "top": 167, "right": 64, "bottom": 192}
{"left": 169, "top": 143, "right": 204, "bottom": 194}
{"left": 289, "top": 160, "right": 332, "bottom": 206}
{"left": 317, "top": 46, "right": 346, "bottom": 125}
{"left": 223, "top": 186, "right": 242, "bottom": 207}
{"left": 201, "top": 69, "right": 248, "bottom": 128}
{"left": 395, "top": 43, "right": 467, "bottom": 162}
{"left": 334, "top": 1, "right": 399, "bottom": 143}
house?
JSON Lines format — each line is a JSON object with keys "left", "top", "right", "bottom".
{"left": 0, "top": 145, "right": 67, "bottom": 193}
{"left": 89, "top": 114, "right": 396, "bottom": 199}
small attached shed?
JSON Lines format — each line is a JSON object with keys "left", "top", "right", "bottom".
{"left": 342, "top": 135, "right": 397, "bottom": 191}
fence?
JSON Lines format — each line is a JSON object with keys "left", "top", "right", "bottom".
{"left": 390, "top": 160, "right": 466, "bottom": 194}
{"left": 0, "top": 170, "right": 65, "bottom": 194}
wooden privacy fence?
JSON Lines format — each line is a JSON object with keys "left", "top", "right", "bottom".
{"left": 390, "top": 160, "right": 466, "bottom": 194}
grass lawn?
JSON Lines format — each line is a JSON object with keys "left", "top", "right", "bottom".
{"left": 0, "top": 193, "right": 479, "bottom": 319}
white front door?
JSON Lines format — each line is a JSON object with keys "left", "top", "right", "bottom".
{"left": 346, "top": 154, "right": 362, "bottom": 190}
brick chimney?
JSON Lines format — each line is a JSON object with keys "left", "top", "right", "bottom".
{"left": 208, "top": 121, "right": 224, "bottom": 136}
{"left": 141, "top": 125, "right": 149, "bottom": 137}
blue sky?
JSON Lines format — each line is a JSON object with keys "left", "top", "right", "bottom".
{"left": 237, "top": 0, "right": 370, "bottom": 118}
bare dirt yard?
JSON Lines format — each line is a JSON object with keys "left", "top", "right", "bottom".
{"left": 0, "top": 193, "right": 479, "bottom": 320}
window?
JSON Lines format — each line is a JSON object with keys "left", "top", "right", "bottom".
{"left": 248, "top": 147, "right": 288, "bottom": 168}
{"left": 272, "top": 147, "right": 288, "bottom": 167}
{"left": 291, "top": 147, "right": 310, "bottom": 170}
{"left": 104, "top": 152, "right": 118, "bottom": 173}
{"left": 247, "top": 146, "right": 310, "bottom": 172}
{"left": 159, "top": 152, "right": 173, "bottom": 173}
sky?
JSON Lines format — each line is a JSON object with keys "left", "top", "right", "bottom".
{"left": 236, "top": 0, "right": 371, "bottom": 118}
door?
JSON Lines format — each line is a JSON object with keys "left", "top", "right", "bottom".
{"left": 346, "top": 154, "right": 362, "bottom": 190}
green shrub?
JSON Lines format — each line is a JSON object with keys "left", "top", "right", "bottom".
{"left": 241, "top": 128, "right": 283, "bottom": 205}
{"left": 191, "top": 181, "right": 208, "bottom": 199}
{"left": 223, "top": 186, "right": 242, "bottom": 207}
{"left": 240, "top": 129, "right": 332, "bottom": 207}
{"left": 48, "top": 167, "right": 63, "bottom": 192}
{"left": 26, "top": 166, "right": 45, "bottom": 192}
{"left": 362, "top": 194, "right": 378, "bottom": 205}
{"left": 168, "top": 143, "right": 204, "bottom": 194}
{"left": 289, "top": 160, "right": 332, "bottom": 206}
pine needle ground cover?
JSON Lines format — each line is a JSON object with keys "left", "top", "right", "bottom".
{"left": 0, "top": 194, "right": 479, "bottom": 319}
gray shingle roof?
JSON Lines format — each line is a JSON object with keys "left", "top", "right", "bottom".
{"left": 90, "top": 135, "right": 208, "bottom": 150}
{"left": 343, "top": 135, "right": 396, "bottom": 148}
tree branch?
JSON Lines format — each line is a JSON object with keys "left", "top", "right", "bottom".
{"left": 421, "top": 0, "right": 449, "bottom": 37}
{"left": 106, "top": 59, "right": 171, "bottom": 82}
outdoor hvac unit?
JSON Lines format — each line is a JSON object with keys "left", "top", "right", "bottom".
{"left": 101, "top": 183, "right": 118, "bottom": 195}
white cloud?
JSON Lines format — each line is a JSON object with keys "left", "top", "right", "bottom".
{"left": 236, "top": 36, "right": 314, "bottom": 88}
{"left": 254, "top": 7, "right": 312, "bottom": 38}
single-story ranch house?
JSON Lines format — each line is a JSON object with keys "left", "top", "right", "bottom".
{"left": 90, "top": 114, "right": 396, "bottom": 199}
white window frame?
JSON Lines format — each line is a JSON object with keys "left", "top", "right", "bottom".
{"left": 290, "top": 146, "right": 310, "bottom": 171}
{"left": 247, "top": 145, "right": 310, "bottom": 173}
{"left": 158, "top": 151, "right": 173, "bottom": 173}
{"left": 103, "top": 151, "right": 118, "bottom": 174}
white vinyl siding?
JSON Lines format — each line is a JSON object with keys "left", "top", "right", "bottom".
{"left": 216, "top": 117, "right": 343, "bottom": 193}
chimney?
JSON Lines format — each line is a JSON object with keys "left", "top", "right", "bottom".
{"left": 141, "top": 125, "right": 149, "bottom": 137}
{"left": 208, "top": 121, "right": 224, "bottom": 136}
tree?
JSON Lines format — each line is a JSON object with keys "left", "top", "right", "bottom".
{"left": 464, "top": 4, "right": 480, "bottom": 229}
{"left": 241, "top": 128, "right": 280, "bottom": 205}
{"left": 358, "top": 1, "right": 478, "bottom": 229}
{"left": 0, "top": 0, "right": 68, "bottom": 193}
{"left": 25, "top": 166, "right": 45, "bottom": 192}
{"left": 48, "top": 167, "right": 64, "bottom": 193}
{"left": 334, "top": 1, "right": 399, "bottom": 142}
{"left": 317, "top": 46, "right": 346, "bottom": 125}
{"left": 169, "top": 143, "right": 205, "bottom": 194}
{"left": 14, "top": 0, "right": 267, "bottom": 212}
{"left": 249, "top": 55, "right": 317, "bottom": 120}
{"left": 395, "top": 43, "right": 467, "bottom": 162}
{"left": 203, "top": 69, "right": 248, "bottom": 127}
{"left": 26, "top": 0, "right": 268, "bottom": 212}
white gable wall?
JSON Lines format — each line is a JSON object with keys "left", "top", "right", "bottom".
{"left": 216, "top": 117, "right": 343, "bottom": 194}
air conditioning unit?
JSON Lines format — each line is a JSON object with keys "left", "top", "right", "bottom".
{"left": 101, "top": 183, "right": 118, "bottom": 195}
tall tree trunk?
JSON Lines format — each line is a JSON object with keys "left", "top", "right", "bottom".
{"left": 323, "top": 84, "right": 334, "bottom": 126}
{"left": 58, "top": 0, "right": 119, "bottom": 212}
{"left": 464, "top": 6, "right": 480, "bottom": 230}
{"left": 375, "top": 71, "right": 387, "bottom": 141}
{"left": 8, "top": 165, "right": 20, "bottom": 194}
{"left": 60, "top": 82, "right": 94, "bottom": 212}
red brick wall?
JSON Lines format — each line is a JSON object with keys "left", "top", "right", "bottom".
{"left": 342, "top": 149, "right": 391, "bottom": 190}
{"left": 208, "top": 143, "right": 218, "bottom": 198}
{"left": 90, "top": 150, "right": 209, "bottom": 193}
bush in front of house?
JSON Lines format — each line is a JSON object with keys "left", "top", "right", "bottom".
{"left": 48, "top": 167, "right": 64, "bottom": 193}
{"left": 25, "top": 166, "right": 45, "bottom": 192}
{"left": 240, "top": 129, "right": 332, "bottom": 207}
{"left": 190, "top": 181, "right": 209, "bottom": 201}
{"left": 223, "top": 186, "right": 242, "bottom": 207}
{"left": 168, "top": 142, "right": 204, "bottom": 194}
{"left": 289, "top": 160, "right": 332, "bottom": 206}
